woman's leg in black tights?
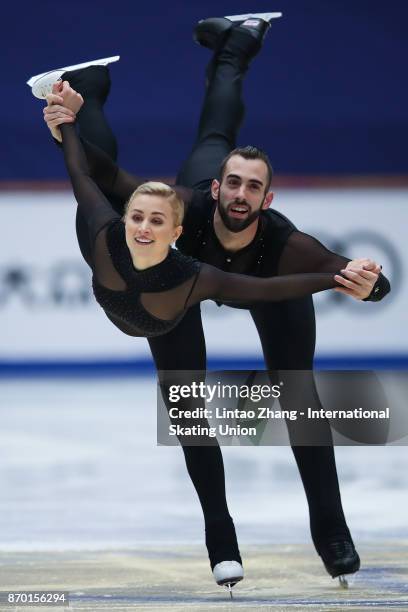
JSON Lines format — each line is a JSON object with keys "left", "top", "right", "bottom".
{"left": 148, "top": 305, "right": 241, "bottom": 568}
{"left": 250, "top": 299, "right": 351, "bottom": 551}
{"left": 63, "top": 66, "right": 117, "bottom": 159}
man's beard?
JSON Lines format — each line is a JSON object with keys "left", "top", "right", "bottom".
{"left": 217, "top": 195, "right": 263, "bottom": 233}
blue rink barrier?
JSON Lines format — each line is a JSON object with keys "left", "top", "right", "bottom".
{"left": 0, "top": 355, "right": 407, "bottom": 377}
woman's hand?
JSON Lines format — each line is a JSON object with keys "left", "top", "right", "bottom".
{"left": 43, "top": 81, "right": 83, "bottom": 142}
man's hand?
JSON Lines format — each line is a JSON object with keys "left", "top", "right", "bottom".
{"left": 43, "top": 81, "right": 83, "bottom": 142}
{"left": 334, "top": 258, "right": 381, "bottom": 300}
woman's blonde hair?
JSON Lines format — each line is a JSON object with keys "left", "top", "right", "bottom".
{"left": 124, "top": 182, "right": 184, "bottom": 226}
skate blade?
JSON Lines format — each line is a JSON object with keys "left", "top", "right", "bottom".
{"left": 216, "top": 569, "right": 243, "bottom": 587}
{"left": 338, "top": 571, "right": 358, "bottom": 588}
{"left": 217, "top": 578, "right": 241, "bottom": 587}
{"left": 26, "top": 56, "right": 120, "bottom": 87}
{"left": 338, "top": 574, "right": 349, "bottom": 588}
{"left": 225, "top": 12, "right": 282, "bottom": 23}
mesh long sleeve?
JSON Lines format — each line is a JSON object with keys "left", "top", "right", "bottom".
{"left": 61, "top": 123, "right": 120, "bottom": 239}
{"left": 137, "top": 264, "right": 337, "bottom": 327}
{"left": 278, "top": 230, "right": 390, "bottom": 301}
{"left": 60, "top": 123, "right": 126, "bottom": 291}
{"left": 185, "top": 264, "right": 338, "bottom": 307}
{"left": 278, "top": 231, "right": 349, "bottom": 275}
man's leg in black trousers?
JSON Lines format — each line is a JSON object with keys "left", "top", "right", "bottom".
{"left": 148, "top": 305, "right": 242, "bottom": 569}
{"left": 176, "top": 27, "right": 259, "bottom": 189}
{"left": 250, "top": 301, "right": 354, "bottom": 552}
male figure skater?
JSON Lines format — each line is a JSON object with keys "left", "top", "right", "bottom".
{"left": 35, "top": 13, "right": 389, "bottom": 586}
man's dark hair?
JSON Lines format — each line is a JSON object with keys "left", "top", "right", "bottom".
{"left": 219, "top": 146, "right": 273, "bottom": 191}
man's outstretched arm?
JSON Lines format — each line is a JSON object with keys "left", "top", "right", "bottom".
{"left": 278, "top": 230, "right": 390, "bottom": 302}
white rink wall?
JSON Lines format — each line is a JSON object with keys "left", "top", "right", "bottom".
{"left": 0, "top": 188, "right": 407, "bottom": 368}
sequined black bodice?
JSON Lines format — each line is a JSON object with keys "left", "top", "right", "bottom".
{"left": 92, "top": 221, "right": 201, "bottom": 337}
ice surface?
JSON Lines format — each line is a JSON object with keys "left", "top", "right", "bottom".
{"left": 0, "top": 378, "right": 407, "bottom": 551}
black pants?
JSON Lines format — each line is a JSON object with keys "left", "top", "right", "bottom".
{"left": 73, "top": 43, "right": 348, "bottom": 555}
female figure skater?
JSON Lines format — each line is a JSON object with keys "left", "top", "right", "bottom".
{"left": 55, "top": 80, "right": 343, "bottom": 590}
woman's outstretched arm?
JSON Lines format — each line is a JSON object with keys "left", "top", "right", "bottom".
{"left": 59, "top": 101, "right": 127, "bottom": 292}
{"left": 187, "top": 263, "right": 340, "bottom": 307}
{"left": 60, "top": 121, "right": 119, "bottom": 240}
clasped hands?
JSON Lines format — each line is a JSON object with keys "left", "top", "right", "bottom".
{"left": 43, "top": 81, "right": 83, "bottom": 141}
{"left": 334, "top": 259, "right": 381, "bottom": 300}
